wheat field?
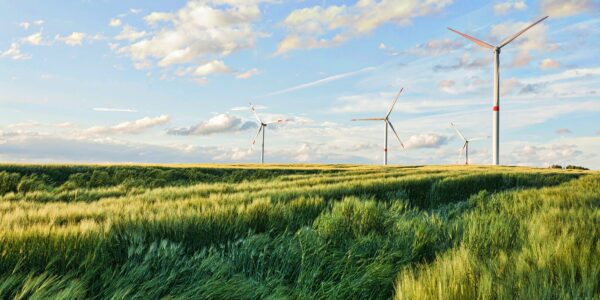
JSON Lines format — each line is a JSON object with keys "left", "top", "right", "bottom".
{"left": 0, "top": 164, "right": 598, "bottom": 299}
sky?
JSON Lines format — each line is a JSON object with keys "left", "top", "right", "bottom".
{"left": 1, "top": 0, "right": 599, "bottom": 168}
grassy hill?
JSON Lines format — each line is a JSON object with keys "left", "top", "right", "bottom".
{"left": 0, "top": 164, "right": 598, "bottom": 299}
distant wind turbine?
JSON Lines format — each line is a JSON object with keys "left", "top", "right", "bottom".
{"left": 250, "top": 103, "right": 283, "bottom": 164}
{"left": 450, "top": 122, "right": 489, "bottom": 165}
{"left": 352, "top": 88, "right": 405, "bottom": 165}
{"left": 448, "top": 16, "right": 549, "bottom": 165}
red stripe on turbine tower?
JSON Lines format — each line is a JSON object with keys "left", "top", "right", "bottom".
{"left": 384, "top": 148, "right": 388, "bottom": 152}
{"left": 493, "top": 106, "right": 499, "bottom": 111}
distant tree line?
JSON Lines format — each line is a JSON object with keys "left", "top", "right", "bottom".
{"left": 549, "top": 165, "right": 589, "bottom": 170}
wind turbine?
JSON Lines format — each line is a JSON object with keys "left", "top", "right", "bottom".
{"left": 250, "top": 103, "right": 283, "bottom": 164}
{"left": 448, "top": 16, "right": 548, "bottom": 165}
{"left": 352, "top": 88, "right": 405, "bottom": 166}
{"left": 450, "top": 122, "right": 489, "bottom": 165}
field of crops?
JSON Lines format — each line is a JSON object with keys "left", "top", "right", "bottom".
{"left": 0, "top": 164, "right": 598, "bottom": 299}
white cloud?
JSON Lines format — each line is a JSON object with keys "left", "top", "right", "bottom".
{"left": 167, "top": 114, "right": 256, "bottom": 136}
{"left": 502, "top": 77, "right": 523, "bottom": 95}
{"left": 555, "top": 128, "right": 572, "bottom": 135}
{"left": 193, "top": 60, "right": 231, "bottom": 77}
{"left": 130, "top": 8, "right": 142, "bottom": 15}
{"left": 277, "top": 0, "right": 453, "bottom": 54}
{"left": 144, "top": 12, "right": 173, "bottom": 26}
{"left": 23, "top": 31, "right": 44, "bottom": 45}
{"left": 117, "top": 0, "right": 267, "bottom": 75}
{"left": 6, "top": 122, "right": 42, "bottom": 130}
{"left": 439, "top": 79, "right": 456, "bottom": 94}
{"left": 109, "top": 18, "right": 122, "bottom": 27}
{"left": 115, "top": 25, "right": 148, "bottom": 41}
{"left": 294, "top": 143, "right": 317, "bottom": 162}
{"left": 229, "top": 148, "right": 255, "bottom": 160}
{"left": 56, "top": 32, "right": 86, "bottom": 46}
{"left": 494, "top": 0, "right": 527, "bottom": 15}
{"left": 540, "top": 0, "right": 597, "bottom": 17}
{"left": 17, "top": 20, "right": 44, "bottom": 30}
{"left": 510, "top": 143, "right": 584, "bottom": 167}
{"left": 1, "top": 42, "right": 31, "bottom": 60}
{"left": 407, "top": 38, "right": 463, "bottom": 56}
{"left": 540, "top": 58, "right": 561, "bottom": 70}
{"left": 85, "top": 115, "right": 170, "bottom": 136}
{"left": 0, "top": 134, "right": 218, "bottom": 163}
{"left": 491, "top": 21, "right": 552, "bottom": 67}
{"left": 404, "top": 133, "right": 448, "bottom": 149}
{"left": 433, "top": 53, "right": 489, "bottom": 72}
{"left": 235, "top": 68, "right": 260, "bottom": 79}
{"left": 19, "top": 22, "right": 30, "bottom": 30}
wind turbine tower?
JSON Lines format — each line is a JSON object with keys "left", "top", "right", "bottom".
{"left": 450, "top": 122, "right": 489, "bottom": 165}
{"left": 448, "top": 16, "right": 548, "bottom": 165}
{"left": 250, "top": 103, "right": 282, "bottom": 164}
{"left": 352, "top": 88, "right": 405, "bottom": 165}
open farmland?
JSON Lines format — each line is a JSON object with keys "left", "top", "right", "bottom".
{"left": 0, "top": 164, "right": 598, "bottom": 299}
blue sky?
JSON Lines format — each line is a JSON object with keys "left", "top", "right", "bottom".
{"left": 1, "top": 0, "right": 599, "bottom": 168}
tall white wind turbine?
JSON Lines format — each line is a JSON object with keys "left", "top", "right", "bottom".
{"left": 450, "top": 122, "right": 489, "bottom": 165}
{"left": 352, "top": 88, "right": 405, "bottom": 166}
{"left": 448, "top": 16, "right": 548, "bottom": 165}
{"left": 250, "top": 103, "right": 283, "bottom": 164}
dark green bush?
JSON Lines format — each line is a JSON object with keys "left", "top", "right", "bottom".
{"left": 0, "top": 171, "right": 21, "bottom": 194}
{"left": 16, "top": 175, "right": 48, "bottom": 193}
{"left": 565, "top": 165, "right": 589, "bottom": 170}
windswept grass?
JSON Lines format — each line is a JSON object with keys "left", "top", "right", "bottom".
{"left": 0, "top": 164, "right": 597, "bottom": 299}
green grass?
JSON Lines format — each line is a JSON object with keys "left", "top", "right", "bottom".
{"left": 0, "top": 164, "right": 597, "bottom": 299}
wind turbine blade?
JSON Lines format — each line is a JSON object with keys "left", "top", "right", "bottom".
{"left": 499, "top": 16, "right": 549, "bottom": 48}
{"left": 351, "top": 118, "right": 386, "bottom": 121}
{"left": 250, "top": 102, "right": 263, "bottom": 124}
{"left": 468, "top": 136, "right": 490, "bottom": 142}
{"left": 265, "top": 119, "right": 284, "bottom": 125}
{"left": 450, "top": 122, "right": 467, "bottom": 142}
{"left": 250, "top": 125, "right": 263, "bottom": 149}
{"left": 387, "top": 121, "right": 405, "bottom": 149}
{"left": 448, "top": 27, "right": 495, "bottom": 49}
{"left": 385, "top": 87, "right": 403, "bottom": 118}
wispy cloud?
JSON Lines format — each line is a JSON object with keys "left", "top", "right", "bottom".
{"left": 231, "top": 105, "right": 267, "bottom": 111}
{"left": 93, "top": 107, "right": 137, "bottom": 113}
{"left": 167, "top": 114, "right": 255, "bottom": 136}
{"left": 85, "top": 115, "right": 170, "bottom": 136}
{"left": 555, "top": 128, "right": 572, "bottom": 135}
{"left": 260, "top": 66, "right": 377, "bottom": 98}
